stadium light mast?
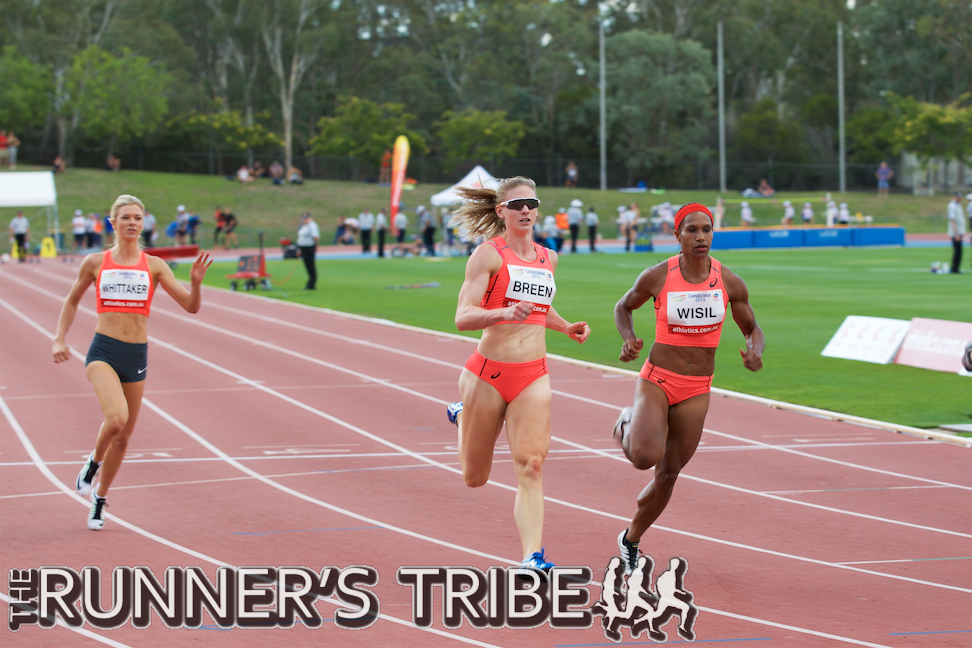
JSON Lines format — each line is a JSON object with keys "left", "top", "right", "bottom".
{"left": 599, "top": 19, "right": 607, "bottom": 191}
{"left": 718, "top": 21, "right": 726, "bottom": 193}
{"left": 837, "top": 20, "right": 847, "bottom": 193}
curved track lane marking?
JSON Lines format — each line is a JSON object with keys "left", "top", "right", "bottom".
{"left": 2, "top": 293, "right": 968, "bottom": 598}
{"left": 0, "top": 393, "right": 506, "bottom": 648}
{"left": 0, "top": 593, "right": 134, "bottom": 647}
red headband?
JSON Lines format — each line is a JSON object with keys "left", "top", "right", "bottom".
{"left": 674, "top": 203, "right": 713, "bottom": 231}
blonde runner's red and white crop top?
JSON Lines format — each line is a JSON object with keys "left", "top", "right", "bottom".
{"left": 481, "top": 237, "right": 556, "bottom": 327}
{"left": 654, "top": 255, "right": 728, "bottom": 347}
{"left": 96, "top": 250, "right": 155, "bottom": 316}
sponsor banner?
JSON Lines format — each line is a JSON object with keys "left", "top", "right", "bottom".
{"left": 821, "top": 315, "right": 911, "bottom": 364}
{"left": 895, "top": 317, "right": 972, "bottom": 374}
{"left": 389, "top": 135, "right": 410, "bottom": 236}
{"left": 8, "top": 556, "right": 698, "bottom": 641}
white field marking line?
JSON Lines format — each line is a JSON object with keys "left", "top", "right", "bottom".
{"left": 0, "top": 592, "right": 134, "bottom": 648}
{"left": 6, "top": 282, "right": 972, "bottom": 587}
{"left": 763, "top": 485, "right": 951, "bottom": 495}
{"left": 5, "top": 276, "right": 970, "bottom": 546}
{"left": 18, "top": 266, "right": 967, "bottom": 447}
{"left": 0, "top": 279, "right": 953, "bottom": 645}
{"left": 7, "top": 283, "right": 971, "bottom": 555}
{"left": 133, "top": 296, "right": 972, "bottom": 537}
{"left": 838, "top": 557, "right": 972, "bottom": 565}
{"left": 0, "top": 397, "right": 910, "bottom": 648}
{"left": 701, "top": 427, "right": 972, "bottom": 491}
{"left": 1, "top": 298, "right": 518, "bottom": 567}
{"left": 0, "top": 363, "right": 508, "bottom": 648}
{"left": 7, "top": 301, "right": 971, "bottom": 598}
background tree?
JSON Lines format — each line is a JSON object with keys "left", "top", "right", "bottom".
{"left": 606, "top": 30, "right": 715, "bottom": 177}
{"left": 309, "top": 96, "right": 427, "bottom": 176}
{"left": 67, "top": 46, "right": 171, "bottom": 157}
{"left": 433, "top": 109, "right": 525, "bottom": 172}
{"left": 0, "top": 46, "right": 51, "bottom": 129}
{"left": 886, "top": 92, "right": 972, "bottom": 185}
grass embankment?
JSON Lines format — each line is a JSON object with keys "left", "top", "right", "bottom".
{"left": 176, "top": 247, "right": 971, "bottom": 430}
{"left": 0, "top": 166, "right": 961, "bottom": 250}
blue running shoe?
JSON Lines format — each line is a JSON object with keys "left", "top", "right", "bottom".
{"left": 519, "top": 548, "right": 555, "bottom": 576}
{"left": 446, "top": 401, "right": 463, "bottom": 427}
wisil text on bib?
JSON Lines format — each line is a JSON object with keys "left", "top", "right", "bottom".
{"left": 504, "top": 264, "right": 556, "bottom": 313}
{"left": 666, "top": 289, "right": 725, "bottom": 334}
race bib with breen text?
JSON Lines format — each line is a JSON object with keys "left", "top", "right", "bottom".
{"left": 505, "top": 264, "right": 556, "bottom": 313}
{"left": 667, "top": 290, "right": 725, "bottom": 334}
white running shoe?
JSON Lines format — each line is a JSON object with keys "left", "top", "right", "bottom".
{"left": 88, "top": 490, "right": 107, "bottom": 531}
{"left": 612, "top": 407, "right": 632, "bottom": 445}
{"left": 617, "top": 529, "right": 639, "bottom": 576}
{"left": 76, "top": 452, "right": 100, "bottom": 496}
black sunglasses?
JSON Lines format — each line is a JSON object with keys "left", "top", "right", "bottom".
{"left": 499, "top": 198, "right": 540, "bottom": 211}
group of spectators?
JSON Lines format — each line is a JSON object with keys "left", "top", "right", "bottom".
{"left": 236, "top": 160, "right": 303, "bottom": 186}
{"left": 332, "top": 205, "right": 461, "bottom": 258}
{"left": 537, "top": 199, "right": 602, "bottom": 253}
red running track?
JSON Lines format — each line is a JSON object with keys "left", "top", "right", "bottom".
{"left": 1, "top": 261, "right": 969, "bottom": 647}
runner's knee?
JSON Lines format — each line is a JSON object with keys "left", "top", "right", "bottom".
{"left": 513, "top": 449, "right": 544, "bottom": 481}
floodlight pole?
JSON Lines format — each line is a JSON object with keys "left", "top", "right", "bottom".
{"left": 599, "top": 20, "right": 607, "bottom": 191}
{"left": 718, "top": 21, "right": 726, "bottom": 194}
{"left": 837, "top": 21, "right": 847, "bottom": 193}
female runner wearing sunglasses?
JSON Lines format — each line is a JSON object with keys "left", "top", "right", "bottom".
{"left": 446, "top": 177, "right": 591, "bottom": 574}
{"left": 611, "top": 203, "right": 764, "bottom": 575}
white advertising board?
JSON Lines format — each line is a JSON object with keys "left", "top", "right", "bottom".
{"left": 821, "top": 315, "right": 912, "bottom": 364}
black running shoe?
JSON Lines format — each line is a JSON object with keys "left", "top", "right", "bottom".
{"left": 76, "top": 452, "right": 100, "bottom": 496}
{"left": 88, "top": 491, "right": 107, "bottom": 531}
{"left": 618, "top": 529, "right": 639, "bottom": 575}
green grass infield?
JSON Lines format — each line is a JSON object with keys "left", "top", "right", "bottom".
{"left": 177, "top": 246, "right": 971, "bottom": 430}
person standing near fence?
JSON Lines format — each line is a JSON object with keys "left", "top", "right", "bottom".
{"left": 947, "top": 193, "right": 966, "bottom": 274}
{"left": 567, "top": 199, "right": 584, "bottom": 253}
{"left": 142, "top": 211, "right": 156, "bottom": 248}
{"left": 875, "top": 162, "right": 894, "bottom": 198}
{"left": 586, "top": 205, "right": 599, "bottom": 253}
{"left": 9, "top": 211, "right": 29, "bottom": 262}
{"left": 297, "top": 212, "right": 320, "bottom": 289}
{"left": 358, "top": 208, "right": 375, "bottom": 253}
{"left": 376, "top": 208, "right": 388, "bottom": 258}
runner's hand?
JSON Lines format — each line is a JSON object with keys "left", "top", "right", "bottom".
{"left": 190, "top": 252, "right": 213, "bottom": 283}
{"left": 740, "top": 346, "right": 762, "bottom": 372}
{"left": 567, "top": 321, "right": 590, "bottom": 344}
{"left": 619, "top": 337, "right": 643, "bottom": 362}
{"left": 506, "top": 301, "right": 534, "bottom": 322}
{"left": 52, "top": 341, "right": 70, "bottom": 364}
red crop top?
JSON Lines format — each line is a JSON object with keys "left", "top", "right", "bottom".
{"left": 654, "top": 255, "right": 728, "bottom": 348}
{"left": 96, "top": 250, "right": 155, "bottom": 316}
{"left": 480, "top": 237, "right": 556, "bottom": 327}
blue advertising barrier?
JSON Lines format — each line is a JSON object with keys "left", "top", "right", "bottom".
{"left": 754, "top": 229, "right": 805, "bottom": 248}
{"left": 708, "top": 226, "right": 904, "bottom": 250}
{"left": 711, "top": 229, "right": 753, "bottom": 250}
{"left": 805, "top": 228, "right": 853, "bottom": 247}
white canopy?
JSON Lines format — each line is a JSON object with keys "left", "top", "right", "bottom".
{"left": 0, "top": 171, "right": 61, "bottom": 250}
{"left": 0, "top": 171, "right": 57, "bottom": 207}
{"left": 430, "top": 165, "right": 499, "bottom": 206}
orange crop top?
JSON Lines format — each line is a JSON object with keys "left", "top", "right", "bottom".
{"left": 96, "top": 250, "right": 155, "bottom": 316}
{"left": 481, "top": 237, "right": 556, "bottom": 327}
{"left": 654, "top": 255, "right": 728, "bottom": 348}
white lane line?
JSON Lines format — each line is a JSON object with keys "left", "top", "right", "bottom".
{"left": 0, "top": 273, "right": 941, "bottom": 647}
{"left": 0, "top": 385, "right": 507, "bottom": 648}
{"left": 0, "top": 593, "right": 134, "bottom": 647}
{"left": 4, "top": 294, "right": 969, "bottom": 597}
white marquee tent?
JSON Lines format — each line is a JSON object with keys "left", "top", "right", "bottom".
{"left": 0, "top": 172, "right": 60, "bottom": 249}
{"left": 429, "top": 165, "right": 499, "bottom": 206}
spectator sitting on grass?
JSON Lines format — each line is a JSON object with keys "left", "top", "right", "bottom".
{"left": 288, "top": 165, "right": 303, "bottom": 185}
{"left": 237, "top": 164, "right": 254, "bottom": 184}
{"left": 270, "top": 161, "right": 285, "bottom": 185}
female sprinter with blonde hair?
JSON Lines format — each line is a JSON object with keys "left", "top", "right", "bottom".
{"left": 446, "top": 176, "right": 591, "bottom": 573}
{"left": 53, "top": 194, "right": 212, "bottom": 530}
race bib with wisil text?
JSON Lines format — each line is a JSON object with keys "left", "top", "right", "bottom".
{"left": 504, "top": 264, "right": 556, "bottom": 313}
{"left": 666, "top": 290, "right": 725, "bottom": 335}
